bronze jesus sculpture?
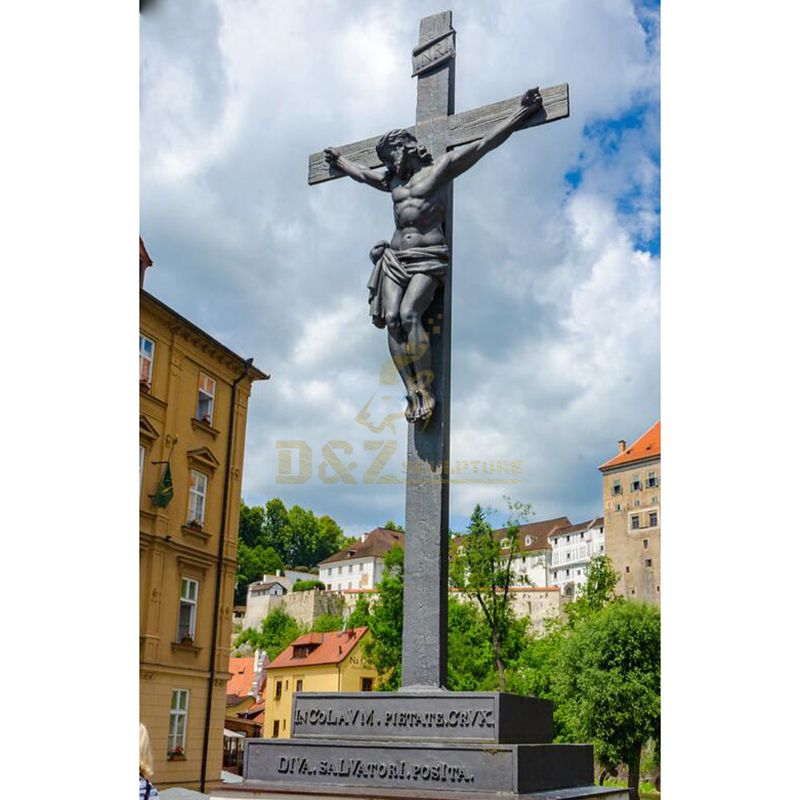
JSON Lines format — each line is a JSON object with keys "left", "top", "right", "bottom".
{"left": 324, "top": 87, "right": 543, "bottom": 424}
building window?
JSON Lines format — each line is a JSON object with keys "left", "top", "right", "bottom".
{"left": 283, "top": 720, "right": 287, "bottom": 730}
{"left": 188, "top": 470, "right": 208, "bottom": 524}
{"left": 296, "top": 679, "right": 303, "bottom": 692}
{"left": 625, "top": 565, "right": 630, "bottom": 573}
{"left": 140, "top": 334, "right": 155, "bottom": 387}
{"left": 612, "top": 480, "right": 622, "bottom": 496}
{"left": 645, "top": 558, "right": 653, "bottom": 568}
{"left": 631, "top": 475, "right": 642, "bottom": 491}
{"left": 361, "top": 677, "right": 374, "bottom": 692}
{"left": 565, "top": 569, "right": 570, "bottom": 577}
{"left": 140, "top": 445, "right": 146, "bottom": 492}
{"left": 566, "top": 535, "right": 570, "bottom": 543}
{"left": 272, "top": 720, "right": 280, "bottom": 738}
{"left": 647, "top": 471, "right": 658, "bottom": 488}
{"left": 643, "top": 539, "right": 649, "bottom": 549}
{"left": 634, "top": 500, "right": 640, "bottom": 507}
{"left": 168, "top": 689, "right": 189, "bottom": 755}
{"left": 177, "top": 578, "right": 199, "bottom": 641}
{"left": 631, "top": 588, "right": 636, "bottom": 595}
{"left": 615, "top": 504, "right": 621, "bottom": 512}
{"left": 197, "top": 373, "right": 216, "bottom": 424}
{"left": 274, "top": 680, "right": 282, "bottom": 700}
{"left": 500, "top": 538, "right": 510, "bottom": 549}
{"left": 349, "top": 564, "right": 353, "bottom": 573}
{"left": 649, "top": 511, "right": 658, "bottom": 527}
{"left": 600, "top": 544, "right": 604, "bottom": 553}
{"left": 631, "top": 515, "right": 640, "bottom": 530}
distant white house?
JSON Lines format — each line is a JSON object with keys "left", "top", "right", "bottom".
{"left": 549, "top": 517, "right": 605, "bottom": 595}
{"left": 318, "top": 528, "right": 404, "bottom": 592}
{"left": 453, "top": 517, "right": 572, "bottom": 589}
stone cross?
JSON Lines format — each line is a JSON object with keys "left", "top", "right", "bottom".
{"left": 308, "top": 10, "right": 569, "bottom": 689}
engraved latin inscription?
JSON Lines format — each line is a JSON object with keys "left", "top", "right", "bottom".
{"left": 294, "top": 705, "right": 494, "bottom": 731}
{"left": 277, "top": 756, "right": 476, "bottom": 785}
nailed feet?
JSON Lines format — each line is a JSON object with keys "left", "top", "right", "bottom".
{"left": 404, "top": 387, "right": 435, "bottom": 424}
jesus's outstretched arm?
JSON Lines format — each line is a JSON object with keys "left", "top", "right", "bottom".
{"left": 324, "top": 148, "right": 391, "bottom": 192}
{"left": 438, "top": 88, "right": 543, "bottom": 183}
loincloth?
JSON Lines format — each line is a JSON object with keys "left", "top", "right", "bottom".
{"left": 367, "top": 242, "right": 450, "bottom": 329}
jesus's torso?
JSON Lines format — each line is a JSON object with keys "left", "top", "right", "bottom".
{"left": 389, "top": 164, "right": 449, "bottom": 251}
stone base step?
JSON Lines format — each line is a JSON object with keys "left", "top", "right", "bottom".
{"left": 242, "top": 738, "right": 594, "bottom": 796}
{"left": 211, "top": 779, "right": 628, "bottom": 800}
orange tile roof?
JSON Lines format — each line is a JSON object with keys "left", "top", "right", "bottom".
{"left": 227, "top": 656, "right": 257, "bottom": 698}
{"left": 267, "top": 627, "right": 368, "bottom": 670}
{"left": 599, "top": 421, "right": 661, "bottom": 471}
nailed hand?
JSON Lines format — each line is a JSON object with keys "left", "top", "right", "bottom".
{"left": 521, "top": 88, "right": 543, "bottom": 110}
{"left": 324, "top": 147, "right": 342, "bottom": 166}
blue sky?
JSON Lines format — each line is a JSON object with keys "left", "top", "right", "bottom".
{"left": 140, "top": 0, "right": 660, "bottom": 536}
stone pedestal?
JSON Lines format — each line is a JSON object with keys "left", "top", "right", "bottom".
{"left": 212, "top": 691, "right": 614, "bottom": 800}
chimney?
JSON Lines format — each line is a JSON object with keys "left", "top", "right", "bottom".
{"left": 139, "top": 237, "right": 153, "bottom": 288}
{"left": 618, "top": 439, "right": 626, "bottom": 453}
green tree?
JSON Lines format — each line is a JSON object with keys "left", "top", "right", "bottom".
{"left": 555, "top": 600, "right": 660, "bottom": 800}
{"left": 565, "top": 555, "right": 620, "bottom": 626}
{"left": 238, "top": 498, "right": 350, "bottom": 579}
{"left": 293, "top": 579, "right": 326, "bottom": 592}
{"left": 362, "top": 544, "right": 404, "bottom": 690}
{"left": 313, "top": 515, "right": 348, "bottom": 565}
{"left": 234, "top": 543, "right": 283, "bottom": 605}
{"left": 311, "top": 614, "right": 346, "bottom": 632}
{"left": 505, "top": 626, "right": 562, "bottom": 700}
{"left": 234, "top": 607, "right": 304, "bottom": 661}
{"left": 239, "top": 502, "right": 266, "bottom": 548}
{"left": 347, "top": 595, "right": 373, "bottom": 629}
{"left": 263, "top": 497, "right": 290, "bottom": 553}
{"left": 382, "top": 520, "right": 404, "bottom": 532}
{"left": 447, "top": 598, "right": 497, "bottom": 690}
{"left": 450, "top": 503, "right": 531, "bottom": 690}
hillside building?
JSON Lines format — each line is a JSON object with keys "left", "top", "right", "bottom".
{"left": 549, "top": 517, "right": 605, "bottom": 595}
{"left": 318, "top": 528, "right": 404, "bottom": 591}
{"left": 599, "top": 421, "right": 661, "bottom": 604}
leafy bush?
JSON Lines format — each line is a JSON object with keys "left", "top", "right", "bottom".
{"left": 293, "top": 579, "right": 326, "bottom": 592}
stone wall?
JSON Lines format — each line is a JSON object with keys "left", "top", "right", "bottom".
{"left": 242, "top": 590, "right": 345, "bottom": 633}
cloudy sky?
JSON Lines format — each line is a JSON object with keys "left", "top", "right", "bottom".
{"left": 140, "top": 0, "right": 660, "bottom": 536}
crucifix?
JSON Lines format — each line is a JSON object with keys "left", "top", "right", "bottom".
{"left": 308, "top": 10, "right": 569, "bottom": 689}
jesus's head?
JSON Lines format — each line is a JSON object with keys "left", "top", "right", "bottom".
{"left": 376, "top": 129, "right": 432, "bottom": 178}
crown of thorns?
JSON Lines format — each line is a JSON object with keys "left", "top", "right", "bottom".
{"left": 376, "top": 129, "right": 433, "bottom": 167}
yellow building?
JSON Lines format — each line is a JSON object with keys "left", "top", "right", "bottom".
{"left": 599, "top": 421, "right": 661, "bottom": 604}
{"left": 264, "top": 628, "right": 376, "bottom": 739}
{"left": 139, "top": 251, "right": 268, "bottom": 790}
